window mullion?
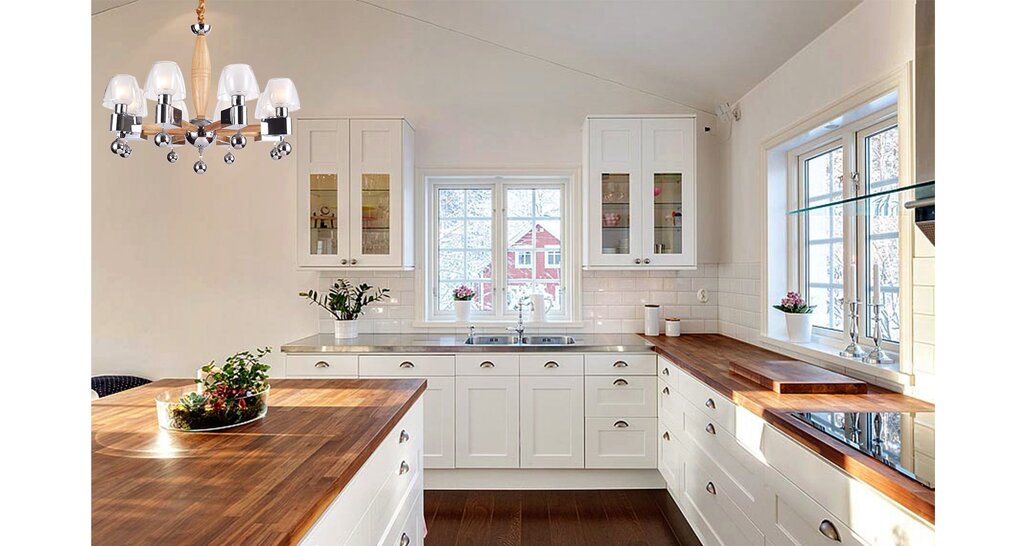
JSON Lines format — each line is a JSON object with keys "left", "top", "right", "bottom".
{"left": 494, "top": 181, "right": 506, "bottom": 321}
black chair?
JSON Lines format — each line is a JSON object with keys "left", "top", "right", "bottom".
{"left": 91, "top": 375, "right": 152, "bottom": 398}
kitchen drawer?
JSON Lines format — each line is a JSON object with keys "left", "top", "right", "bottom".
{"left": 584, "top": 375, "right": 658, "bottom": 417}
{"left": 658, "top": 378, "right": 686, "bottom": 437}
{"left": 381, "top": 484, "right": 424, "bottom": 546}
{"left": 677, "top": 368, "right": 736, "bottom": 435}
{"left": 657, "top": 356, "right": 681, "bottom": 387}
{"left": 455, "top": 353, "right": 519, "bottom": 376}
{"left": 765, "top": 467, "right": 869, "bottom": 546}
{"left": 520, "top": 353, "right": 584, "bottom": 375}
{"left": 285, "top": 354, "right": 359, "bottom": 377}
{"left": 658, "top": 423, "right": 683, "bottom": 497}
{"left": 584, "top": 417, "right": 657, "bottom": 468}
{"left": 586, "top": 353, "right": 657, "bottom": 375}
{"left": 763, "top": 426, "right": 934, "bottom": 546}
{"left": 366, "top": 449, "right": 421, "bottom": 544}
{"left": 683, "top": 453, "right": 765, "bottom": 546}
{"left": 359, "top": 355, "right": 455, "bottom": 377}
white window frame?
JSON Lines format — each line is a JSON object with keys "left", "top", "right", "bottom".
{"left": 418, "top": 171, "right": 579, "bottom": 323}
{"left": 514, "top": 251, "right": 533, "bottom": 268}
{"left": 545, "top": 249, "right": 561, "bottom": 267}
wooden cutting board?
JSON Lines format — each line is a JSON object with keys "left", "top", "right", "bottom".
{"left": 729, "top": 359, "right": 868, "bottom": 394}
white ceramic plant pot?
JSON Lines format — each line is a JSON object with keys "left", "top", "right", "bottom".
{"left": 784, "top": 313, "right": 813, "bottom": 343}
{"left": 334, "top": 319, "right": 358, "bottom": 339}
{"left": 454, "top": 300, "right": 472, "bottom": 322}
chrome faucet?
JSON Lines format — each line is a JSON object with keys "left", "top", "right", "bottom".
{"left": 507, "top": 296, "right": 531, "bottom": 343}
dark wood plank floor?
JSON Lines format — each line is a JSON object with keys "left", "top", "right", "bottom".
{"left": 424, "top": 489, "right": 702, "bottom": 546}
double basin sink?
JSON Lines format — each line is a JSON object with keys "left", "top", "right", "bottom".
{"left": 465, "top": 334, "right": 576, "bottom": 346}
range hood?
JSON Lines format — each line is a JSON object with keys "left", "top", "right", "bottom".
{"left": 907, "top": 0, "right": 936, "bottom": 244}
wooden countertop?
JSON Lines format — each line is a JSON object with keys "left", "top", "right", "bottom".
{"left": 643, "top": 334, "right": 935, "bottom": 523}
{"left": 92, "top": 378, "right": 427, "bottom": 545}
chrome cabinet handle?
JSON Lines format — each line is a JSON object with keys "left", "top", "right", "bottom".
{"left": 544, "top": 361, "right": 559, "bottom": 368}
{"left": 662, "top": 387, "right": 670, "bottom": 395}
{"left": 613, "top": 360, "right": 628, "bottom": 368}
{"left": 480, "top": 361, "right": 495, "bottom": 368}
{"left": 399, "top": 461, "right": 410, "bottom": 475}
{"left": 399, "top": 361, "right": 415, "bottom": 368}
{"left": 706, "top": 482, "right": 716, "bottom": 495}
{"left": 705, "top": 423, "right": 716, "bottom": 435}
{"left": 613, "top": 378, "right": 629, "bottom": 386}
{"left": 819, "top": 520, "right": 841, "bottom": 542}
{"left": 350, "top": 258, "right": 358, "bottom": 265}
{"left": 399, "top": 534, "right": 410, "bottom": 546}
{"left": 314, "top": 361, "right": 330, "bottom": 369}
{"left": 662, "top": 367, "right": 670, "bottom": 375}
{"left": 399, "top": 429, "right": 410, "bottom": 444}
{"left": 613, "top": 420, "right": 629, "bottom": 428}
{"left": 705, "top": 398, "right": 716, "bottom": 410}
{"left": 634, "top": 258, "right": 642, "bottom": 264}
{"left": 340, "top": 258, "right": 348, "bottom": 265}
{"left": 643, "top": 258, "right": 651, "bottom": 264}
{"left": 662, "top": 431, "right": 670, "bottom": 440}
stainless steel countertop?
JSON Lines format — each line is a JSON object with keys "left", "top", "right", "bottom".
{"left": 280, "top": 333, "right": 654, "bottom": 353}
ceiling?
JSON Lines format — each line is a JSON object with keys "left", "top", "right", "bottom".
{"left": 94, "top": 0, "right": 860, "bottom": 112}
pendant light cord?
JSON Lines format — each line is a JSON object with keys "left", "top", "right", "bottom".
{"left": 196, "top": 0, "right": 206, "bottom": 24}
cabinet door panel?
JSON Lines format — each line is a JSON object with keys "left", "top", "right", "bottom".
{"left": 641, "top": 118, "right": 695, "bottom": 267}
{"left": 455, "top": 376, "right": 519, "bottom": 468}
{"left": 587, "top": 118, "right": 643, "bottom": 266}
{"left": 520, "top": 376, "right": 584, "bottom": 468}
{"left": 297, "top": 119, "right": 350, "bottom": 268}
{"left": 422, "top": 377, "right": 455, "bottom": 469}
{"left": 350, "top": 119, "right": 404, "bottom": 267}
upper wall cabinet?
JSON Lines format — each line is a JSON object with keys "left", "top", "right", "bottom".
{"left": 583, "top": 116, "right": 696, "bottom": 269}
{"left": 297, "top": 118, "right": 415, "bottom": 270}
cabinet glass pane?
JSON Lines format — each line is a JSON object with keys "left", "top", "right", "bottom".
{"left": 309, "top": 173, "right": 338, "bottom": 255}
{"left": 361, "top": 174, "right": 390, "bottom": 255}
{"left": 600, "top": 173, "right": 630, "bottom": 254}
{"left": 653, "top": 173, "right": 683, "bottom": 255}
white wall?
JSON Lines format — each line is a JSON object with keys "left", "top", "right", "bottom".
{"left": 92, "top": 0, "right": 720, "bottom": 378}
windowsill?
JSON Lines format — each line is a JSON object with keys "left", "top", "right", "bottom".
{"left": 413, "top": 319, "right": 586, "bottom": 329}
{"left": 758, "top": 332, "right": 911, "bottom": 388}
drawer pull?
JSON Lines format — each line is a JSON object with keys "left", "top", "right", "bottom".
{"left": 613, "top": 378, "right": 629, "bottom": 386}
{"left": 340, "top": 258, "right": 348, "bottom": 265}
{"left": 399, "top": 361, "right": 415, "bottom": 368}
{"left": 662, "top": 431, "right": 670, "bottom": 440}
{"left": 313, "top": 361, "right": 330, "bottom": 369}
{"left": 613, "top": 420, "right": 630, "bottom": 428}
{"left": 819, "top": 520, "right": 842, "bottom": 542}
{"left": 662, "top": 367, "right": 670, "bottom": 376}
{"left": 399, "top": 429, "right": 410, "bottom": 444}
{"left": 350, "top": 259, "right": 358, "bottom": 265}
{"left": 662, "top": 386, "right": 670, "bottom": 395}
{"left": 705, "top": 482, "right": 716, "bottom": 495}
{"left": 705, "top": 423, "right": 716, "bottom": 435}
{"left": 544, "top": 361, "right": 560, "bottom": 368}
{"left": 399, "top": 533, "right": 410, "bottom": 546}
{"left": 705, "top": 398, "right": 716, "bottom": 410}
{"left": 480, "top": 361, "right": 495, "bottom": 368}
{"left": 613, "top": 360, "right": 628, "bottom": 368}
{"left": 399, "top": 461, "right": 410, "bottom": 475}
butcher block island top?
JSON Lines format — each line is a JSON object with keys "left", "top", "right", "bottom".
{"left": 643, "top": 334, "right": 935, "bottom": 523}
{"left": 92, "top": 378, "right": 426, "bottom": 545}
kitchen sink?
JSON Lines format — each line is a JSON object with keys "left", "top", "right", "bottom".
{"left": 463, "top": 334, "right": 577, "bottom": 345}
{"left": 464, "top": 335, "right": 518, "bottom": 345}
{"left": 521, "top": 335, "right": 576, "bottom": 345}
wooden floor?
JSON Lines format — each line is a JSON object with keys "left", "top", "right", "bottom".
{"left": 424, "top": 489, "right": 702, "bottom": 546}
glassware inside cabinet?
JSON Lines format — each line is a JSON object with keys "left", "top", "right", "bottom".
{"left": 653, "top": 173, "right": 683, "bottom": 255}
{"left": 601, "top": 173, "right": 631, "bottom": 254}
{"left": 361, "top": 173, "right": 391, "bottom": 255}
{"left": 309, "top": 173, "right": 338, "bottom": 255}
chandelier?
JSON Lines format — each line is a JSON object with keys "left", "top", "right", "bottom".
{"left": 101, "top": 0, "right": 299, "bottom": 174}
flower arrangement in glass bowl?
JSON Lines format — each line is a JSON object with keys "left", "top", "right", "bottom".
{"left": 156, "top": 347, "right": 272, "bottom": 432}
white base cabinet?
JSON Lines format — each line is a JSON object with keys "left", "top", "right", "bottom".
{"left": 520, "top": 376, "right": 584, "bottom": 468}
{"left": 455, "top": 376, "right": 520, "bottom": 468}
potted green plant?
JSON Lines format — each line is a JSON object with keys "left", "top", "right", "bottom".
{"left": 300, "top": 279, "right": 390, "bottom": 338}
{"left": 452, "top": 284, "right": 476, "bottom": 322}
{"left": 773, "top": 291, "right": 816, "bottom": 343}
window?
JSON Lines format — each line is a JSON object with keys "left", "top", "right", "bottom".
{"left": 428, "top": 175, "right": 572, "bottom": 320}
{"left": 796, "top": 110, "right": 900, "bottom": 345}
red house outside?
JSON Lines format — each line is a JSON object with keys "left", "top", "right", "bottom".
{"left": 478, "top": 223, "right": 562, "bottom": 310}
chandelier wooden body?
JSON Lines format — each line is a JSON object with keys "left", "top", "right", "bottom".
{"left": 102, "top": 0, "right": 299, "bottom": 174}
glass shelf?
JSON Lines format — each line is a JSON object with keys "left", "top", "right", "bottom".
{"left": 787, "top": 180, "right": 934, "bottom": 215}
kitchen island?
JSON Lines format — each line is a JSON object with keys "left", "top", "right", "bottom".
{"left": 92, "top": 378, "right": 426, "bottom": 545}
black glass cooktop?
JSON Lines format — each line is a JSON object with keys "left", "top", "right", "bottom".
{"left": 789, "top": 411, "right": 935, "bottom": 489}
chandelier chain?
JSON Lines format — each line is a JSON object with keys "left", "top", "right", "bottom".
{"left": 196, "top": 0, "right": 206, "bottom": 24}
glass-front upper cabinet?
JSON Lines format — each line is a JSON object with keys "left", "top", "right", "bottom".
{"left": 297, "top": 118, "right": 414, "bottom": 269}
{"left": 584, "top": 116, "right": 696, "bottom": 269}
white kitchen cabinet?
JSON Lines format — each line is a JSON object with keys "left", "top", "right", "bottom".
{"left": 584, "top": 416, "right": 658, "bottom": 468}
{"left": 421, "top": 377, "right": 456, "bottom": 469}
{"left": 658, "top": 423, "right": 683, "bottom": 498}
{"left": 296, "top": 117, "right": 414, "bottom": 270}
{"left": 583, "top": 115, "right": 696, "bottom": 269}
{"left": 519, "top": 376, "right": 584, "bottom": 468}
{"left": 584, "top": 375, "right": 658, "bottom": 418}
{"left": 455, "top": 376, "right": 520, "bottom": 468}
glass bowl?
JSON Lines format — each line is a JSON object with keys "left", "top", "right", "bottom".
{"left": 155, "top": 385, "right": 269, "bottom": 432}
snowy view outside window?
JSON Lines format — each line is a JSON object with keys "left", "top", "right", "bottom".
{"left": 865, "top": 125, "right": 900, "bottom": 342}
{"left": 804, "top": 146, "right": 845, "bottom": 332}
{"left": 437, "top": 188, "right": 494, "bottom": 312}
{"left": 505, "top": 187, "right": 563, "bottom": 312}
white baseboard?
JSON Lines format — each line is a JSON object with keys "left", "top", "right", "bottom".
{"left": 424, "top": 468, "right": 666, "bottom": 490}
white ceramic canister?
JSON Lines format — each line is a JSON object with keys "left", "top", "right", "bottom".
{"left": 665, "top": 318, "right": 681, "bottom": 337}
{"left": 644, "top": 304, "right": 661, "bottom": 336}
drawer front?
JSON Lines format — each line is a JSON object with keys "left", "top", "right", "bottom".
{"left": 684, "top": 453, "right": 765, "bottom": 546}
{"left": 763, "top": 426, "right": 934, "bottom": 546}
{"left": 586, "top": 353, "right": 657, "bottom": 375}
{"left": 520, "top": 353, "right": 584, "bottom": 376}
{"left": 658, "top": 423, "right": 683, "bottom": 497}
{"left": 381, "top": 484, "right": 424, "bottom": 546}
{"left": 455, "top": 353, "right": 519, "bottom": 376}
{"left": 584, "top": 417, "right": 657, "bottom": 468}
{"left": 585, "top": 375, "right": 658, "bottom": 417}
{"left": 359, "top": 355, "right": 455, "bottom": 377}
{"left": 765, "top": 468, "right": 869, "bottom": 546}
{"left": 658, "top": 378, "right": 686, "bottom": 437}
{"left": 680, "top": 399, "right": 764, "bottom": 514}
{"left": 285, "top": 354, "right": 359, "bottom": 377}
{"left": 657, "top": 356, "right": 681, "bottom": 387}
{"left": 368, "top": 452, "right": 421, "bottom": 544}
{"left": 682, "top": 427, "right": 766, "bottom": 526}
{"left": 676, "top": 368, "right": 736, "bottom": 435}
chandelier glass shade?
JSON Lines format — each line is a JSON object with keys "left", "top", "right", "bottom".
{"left": 101, "top": 0, "right": 299, "bottom": 174}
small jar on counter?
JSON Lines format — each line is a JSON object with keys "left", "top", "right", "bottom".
{"left": 664, "top": 317, "right": 681, "bottom": 337}
{"left": 644, "top": 304, "right": 661, "bottom": 336}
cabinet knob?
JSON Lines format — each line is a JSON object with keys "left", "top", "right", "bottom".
{"left": 613, "top": 378, "right": 629, "bottom": 386}
{"left": 399, "top": 361, "right": 415, "bottom": 368}
{"left": 643, "top": 258, "right": 651, "bottom": 264}
{"left": 340, "top": 258, "right": 348, "bottom": 265}
{"left": 544, "top": 361, "right": 560, "bottom": 368}
{"left": 662, "top": 431, "right": 670, "bottom": 441}
{"left": 662, "top": 367, "right": 670, "bottom": 376}
{"left": 613, "top": 360, "right": 628, "bottom": 368}
{"left": 479, "top": 361, "right": 495, "bottom": 368}
{"left": 399, "top": 534, "right": 410, "bottom": 546}
{"left": 314, "top": 361, "right": 330, "bottom": 369}
{"left": 705, "top": 398, "right": 716, "bottom": 410}
{"left": 634, "top": 258, "right": 642, "bottom": 264}
{"left": 662, "top": 386, "right": 670, "bottom": 395}
{"left": 613, "top": 420, "right": 630, "bottom": 428}
{"left": 399, "top": 429, "right": 410, "bottom": 444}
{"left": 705, "top": 423, "right": 716, "bottom": 435}
{"left": 705, "top": 482, "right": 716, "bottom": 495}
{"left": 350, "top": 258, "right": 358, "bottom": 265}
{"left": 399, "top": 460, "right": 410, "bottom": 475}
{"left": 818, "top": 520, "right": 842, "bottom": 542}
